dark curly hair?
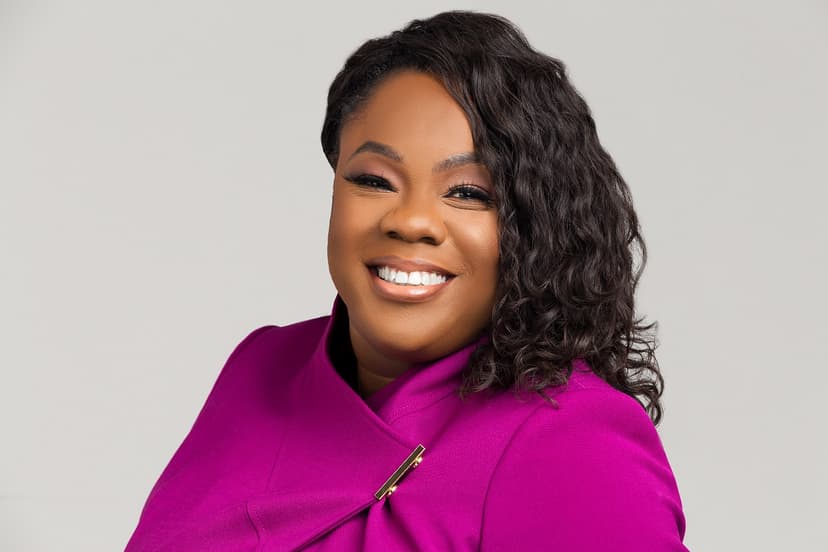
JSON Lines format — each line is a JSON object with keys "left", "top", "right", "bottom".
{"left": 320, "top": 10, "right": 666, "bottom": 425}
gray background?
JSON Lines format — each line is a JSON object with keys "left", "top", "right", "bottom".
{"left": 1, "top": 1, "right": 825, "bottom": 550}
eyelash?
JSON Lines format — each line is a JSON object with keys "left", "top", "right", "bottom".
{"left": 344, "top": 174, "right": 493, "bottom": 205}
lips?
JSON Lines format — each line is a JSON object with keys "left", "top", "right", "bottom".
{"left": 364, "top": 255, "right": 456, "bottom": 303}
{"left": 365, "top": 255, "right": 456, "bottom": 277}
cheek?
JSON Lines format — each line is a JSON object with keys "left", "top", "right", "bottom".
{"left": 327, "top": 191, "right": 378, "bottom": 284}
{"left": 328, "top": 193, "right": 371, "bottom": 251}
{"left": 327, "top": 195, "right": 350, "bottom": 281}
{"left": 460, "top": 215, "right": 500, "bottom": 278}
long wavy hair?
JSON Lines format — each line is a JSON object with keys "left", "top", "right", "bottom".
{"left": 320, "top": 10, "right": 666, "bottom": 425}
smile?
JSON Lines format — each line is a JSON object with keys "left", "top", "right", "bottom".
{"left": 365, "top": 262, "right": 455, "bottom": 303}
{"left": 375, "top": 266, "right": 448, "bottom": 286}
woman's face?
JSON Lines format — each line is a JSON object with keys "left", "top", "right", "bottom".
{"left": 327, "top": 70, "right": 499, "bottom": 369}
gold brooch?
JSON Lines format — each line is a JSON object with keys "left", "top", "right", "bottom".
{"left": 374, "top": 444, "right": 425, "bottom": 500}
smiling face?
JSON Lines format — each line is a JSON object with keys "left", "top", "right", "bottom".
{"left": 327, "top": 70, "right": 499, "bottom": 378}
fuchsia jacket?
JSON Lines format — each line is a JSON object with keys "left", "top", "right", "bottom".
{"left": 126, "top": 296, "right": 688, "bottom": 551}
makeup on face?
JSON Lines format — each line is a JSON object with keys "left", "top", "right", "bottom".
{"left": 326, "top": 69, "right": 499, "bottom": 385}
{"left": 365, "top": 255, "right": 456, "bottom": 303}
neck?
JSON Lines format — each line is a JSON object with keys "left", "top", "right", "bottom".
{"left": 326, "top": 305, "right": 412, "bottom": 399}
{"left": 349, "top": 324, "right": 413, "bottom": 399}
{"left": 356, "top": 365, "right": 397, "bottom": 398}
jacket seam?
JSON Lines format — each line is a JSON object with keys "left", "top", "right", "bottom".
{"left": 245, "top": 501, "right": 264, "bottom": 550}
{"left": 202, "top": 325, "right": 276, "bottom": 409}
{"left": 477, "top": 402, "right": 549, "bottom": 550}
{"left": 477, "top": 386, "right": 632, "bottom": 550}
{"left": 224, "top": 325, "right": 277, "bottom": 374}
{"left": 476, "top": 385, "right": 606, "bottom": 550}
{"left": 261, "top": 333, "right": 321, "bottom": 493}
{"left": 139, "top": 325, "right": 277, "bottom": 519}
{"left": 385, "top": 388, "right": 458, "bottom": 426}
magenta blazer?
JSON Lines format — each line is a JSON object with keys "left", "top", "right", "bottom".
{"left": 126, "top": 296, "right": 688, "bottom": 551}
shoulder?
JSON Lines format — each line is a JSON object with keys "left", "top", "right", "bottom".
{"left": 534, "top": 366, "right": 668, "bottom": 453}
{"left": 206, "top": 313, "right": 332, "bottom": 400}
{"left": 223, "top": 314, "right": 330, "bottom": 364}
{"left": 479, "top": 367, "right": 689, "bottom": 551}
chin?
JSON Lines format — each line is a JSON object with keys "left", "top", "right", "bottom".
{"left": 371, "top": 332, "right": 442, "bottom": 363}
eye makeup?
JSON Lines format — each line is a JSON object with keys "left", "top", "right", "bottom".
{"left": 343, "top": 173, "right": 494, "bottom": 206}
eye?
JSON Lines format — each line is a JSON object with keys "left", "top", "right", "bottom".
{"left": 343, "top": 173, "right": 395, "bottom": 191}
{"left": 446, "top": 183, "right": 493, "bottom": 205}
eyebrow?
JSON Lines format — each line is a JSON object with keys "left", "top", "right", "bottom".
{"left": 347, "top": 140, "right": 482, "bottom": 173}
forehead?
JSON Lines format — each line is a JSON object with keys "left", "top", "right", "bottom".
{"left": 340, "top": 71, "right": 475, "bottom": 162}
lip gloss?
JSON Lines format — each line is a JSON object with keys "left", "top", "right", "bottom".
{"left": 367, "top": 265, "right": 454, "bottom": 303}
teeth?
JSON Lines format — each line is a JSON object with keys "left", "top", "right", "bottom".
{"left": 375, "top": 266, "right": 448, "bottom": 286}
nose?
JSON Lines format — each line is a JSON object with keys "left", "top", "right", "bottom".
{"left": 379, "top": 190, "right": 447, "bottom": 245}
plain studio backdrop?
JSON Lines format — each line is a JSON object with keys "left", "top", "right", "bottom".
{"left": 1, "top": 1, "right": 825, "bottom": 550}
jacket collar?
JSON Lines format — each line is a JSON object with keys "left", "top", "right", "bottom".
{"left": 250, "top": 295, "right": 491, "bottom": 550}
{"left": 312, "top": 294, "right": 491, "bottom": 424}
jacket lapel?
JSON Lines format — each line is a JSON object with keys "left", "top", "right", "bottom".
{"left": 246, "top": 297, "right": 425, "bottom": 551}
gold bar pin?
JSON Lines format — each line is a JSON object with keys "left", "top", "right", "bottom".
{"left": 374, "top": 444, "right": 425, "bottom": 501}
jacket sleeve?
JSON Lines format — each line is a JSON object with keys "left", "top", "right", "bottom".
{"left": 139, "top": 325, "right": 275, "bottom": 510}
{"left": 479, "top": 387, "right": 689, "bottom": 551}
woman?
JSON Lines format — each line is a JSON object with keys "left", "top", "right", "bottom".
{"left": 127, "top": 10, "right": 688, "bottom": 551}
